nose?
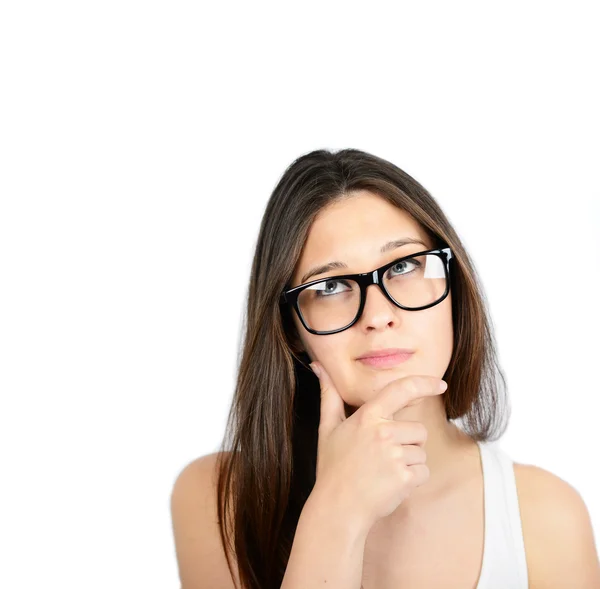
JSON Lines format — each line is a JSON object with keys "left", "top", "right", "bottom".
{"left": 357, "top": 282, "right": 400, "bottom": 330}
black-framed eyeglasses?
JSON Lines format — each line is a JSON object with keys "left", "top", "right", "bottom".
{"left": 280, "top": 247, "right": 453, "bottom": 335}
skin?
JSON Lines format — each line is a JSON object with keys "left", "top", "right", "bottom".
{"left": 170, "top": 192, "right": 600, "bottom": 589}
{"left": 289, "top": 189, "right": 479, "bottom": 521}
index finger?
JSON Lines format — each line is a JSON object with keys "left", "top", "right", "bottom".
{"left": 363, "top": 375, "right": 447, "bottom": 420}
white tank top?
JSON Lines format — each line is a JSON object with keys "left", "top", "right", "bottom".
{"left": 475, "top": 440, "right": 529, "bottom": 588}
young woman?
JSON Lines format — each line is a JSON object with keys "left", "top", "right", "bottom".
{"left": 171, "top": 149, "right": 599, "bottom": 589}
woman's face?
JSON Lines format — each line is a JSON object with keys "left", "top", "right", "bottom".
{"left": 290, "top": 190, "right": 453, "bottom": 410}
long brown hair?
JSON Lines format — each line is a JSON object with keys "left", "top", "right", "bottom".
{"left": 214, "top": 148, "right": 510, "bottom": 589}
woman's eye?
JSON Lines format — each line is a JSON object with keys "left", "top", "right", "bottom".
{"left": 389, "top": 259, "right": 419, "bottom": 276}
{"left": 316, "top": 279, "right": 350, "bottom": 296}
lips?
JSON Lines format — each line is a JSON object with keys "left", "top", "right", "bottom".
{"left": 357, "top": 348, "right": 415, "bottom": 359}
{"left": 357, "top": 350, "right": 414, "bottom": 368}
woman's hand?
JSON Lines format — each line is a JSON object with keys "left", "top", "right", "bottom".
{"left": 310, "top": 361, "right": 447, "bottom": 532}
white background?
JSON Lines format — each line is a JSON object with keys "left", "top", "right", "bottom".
{"left": 1, "top": 1, "right": 599, "bottom": 587}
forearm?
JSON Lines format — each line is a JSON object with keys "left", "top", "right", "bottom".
{"left": 280, "top": 490, "right": 370, "bottom": 589}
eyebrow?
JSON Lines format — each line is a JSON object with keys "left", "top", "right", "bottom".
{"left": 299, "top": 237, "right": 429, "bottom": 285}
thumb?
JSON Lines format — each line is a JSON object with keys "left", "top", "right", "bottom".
{"left": 310, "top": 362, "right": 346, "bottom": 441}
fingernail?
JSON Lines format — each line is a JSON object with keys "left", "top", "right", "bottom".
{"left": 309, "top": 363, "right": 321, "bottom": 378}
{"left": 440, "top": 380, "right": 448, "bottom": 392}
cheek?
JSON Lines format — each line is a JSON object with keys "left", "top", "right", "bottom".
{"left": 417, "top": 303, "right": 454, "bottom": 368}
{"left": 308, "top": 336, "right": 347, "bottom": 364}
{"left": 291, "top": 315, "right": 313, "bottom": 354}
{"left": 306, "top": 336, "right": 357, "bottom": 387}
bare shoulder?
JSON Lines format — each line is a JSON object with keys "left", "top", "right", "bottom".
{"left": 513, "top": 462, "right": 600, "bottom": 588}
{"left": 170, "top": 451, "right": 240, "bottom": 589}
